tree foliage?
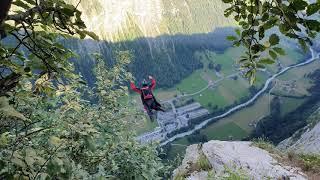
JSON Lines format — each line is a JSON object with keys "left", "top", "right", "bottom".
{"left": 0, "top": 0, "right": 98, "bottom": 96}
{"left": 222, "top": 0, "right": 320, "bottom": 84}
{"left": 0, "top": 52, "right": 167, "bottom": 179}
{"left": 0, "top": 1, "right": 168, "bottom": 179}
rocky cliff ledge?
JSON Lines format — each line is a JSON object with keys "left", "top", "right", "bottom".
{"left": 278, "top": 109, "right": 320, "bottom": 155}
{"left": 173, "top": 141, "right": 307, "bottom": 180}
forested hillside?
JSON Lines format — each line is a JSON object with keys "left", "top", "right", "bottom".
{"left": 66, "top": 28, "right": 234, "bottom": 88}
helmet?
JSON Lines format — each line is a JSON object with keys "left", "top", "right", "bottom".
{"left": 142, "top": 79, "right": 148, "bottom": 87}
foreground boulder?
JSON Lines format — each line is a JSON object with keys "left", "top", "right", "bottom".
{"left": 173, "top": 140, "right": 307, "bottom": 180}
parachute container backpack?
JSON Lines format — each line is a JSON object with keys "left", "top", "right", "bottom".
{"left": 141, "top": 87, "right": 153, "bottom": 99}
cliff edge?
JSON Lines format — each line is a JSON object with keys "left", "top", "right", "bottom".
{"left": 173, "top": 141, "right": 307, "bottom": 180}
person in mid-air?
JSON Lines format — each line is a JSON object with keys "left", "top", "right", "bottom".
{"left": 130, "top": 76, "right": 165, "bottom": 120}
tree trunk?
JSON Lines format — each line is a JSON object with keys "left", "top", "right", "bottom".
{"left": 0, "top": 0, "right": 13, "bottom": 39}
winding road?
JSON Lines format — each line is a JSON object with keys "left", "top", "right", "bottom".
{"left": 160, "top": 48, "right": 319, "bottom": 146}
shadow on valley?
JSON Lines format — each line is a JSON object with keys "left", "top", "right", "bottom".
{"left": 64, "top": 27, "right": 236, "bottom": 88}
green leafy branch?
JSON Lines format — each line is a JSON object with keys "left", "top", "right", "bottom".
{"left": 223, "top": 0, "right": 320, "bottom": 84}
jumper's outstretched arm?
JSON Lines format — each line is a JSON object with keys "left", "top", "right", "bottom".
{"left": 130, "top": 82, "right": 141, "bottom": 94}
{"left": 149, "top": 76, "right": 156, "bottom": 90}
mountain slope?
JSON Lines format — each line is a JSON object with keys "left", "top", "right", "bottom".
{"left": 67, "top": 0, "right": 234, "bottom": 41}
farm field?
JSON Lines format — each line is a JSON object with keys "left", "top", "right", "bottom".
{"left": 176, "top": 70, "right": 208, "bottom": 94}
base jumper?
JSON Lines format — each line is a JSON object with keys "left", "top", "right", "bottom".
{"left": 130, "top": 76, "right": 165, "bottom": 120}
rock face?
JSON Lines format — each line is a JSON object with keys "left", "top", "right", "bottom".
{"left": 278, "top": 108, "right": 320, "bottom": 154}
{"left": 278, "top": 121, "right": 320, "bottom": 154}
{"left": 174, "top": 141, "right": 307, "bottom": 180}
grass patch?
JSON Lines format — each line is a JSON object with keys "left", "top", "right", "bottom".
{"left": 201, "top": 122, "right": 248, "bottom": 140}
{"left": 193, "top": 77, "right": 251, "bottom": 111}
{"left": 174, "top": 149, "right": 212, "bottom": 180}
{"left": 154, "top": 88, "right": 180, "bottom": 101}
{"left": 284, "top": 152, "right": 320, "bottom": 178}
{"left": 299, "top": 154, "right": 320, "bottom": 172}
{"left": 176, "top": 70, "right": 208, "bottom": 94}
{"left": 196, "top": 151, "right": 212, "bottom": 172}
{"left": 224, "top": 165, "right": 250, "bottom": 180}
{"left": 193, "top": 88, "right": 228, "bottom": 109}
{"left": 217, "top": 78, "right": 250, "bottom": 101}
{"left": 252, "top": 137, "right": 279, "bottom": 155}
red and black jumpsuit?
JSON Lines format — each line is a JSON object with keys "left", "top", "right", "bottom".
{"left": 130, "top": 78, "right": 164, "bottom": 115}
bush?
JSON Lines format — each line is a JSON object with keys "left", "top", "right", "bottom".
{"left": 251, "top": 137, "right": 278, "bottom": 155}
{"left": 299, "top": 154, "right": 320, "bottom": 172}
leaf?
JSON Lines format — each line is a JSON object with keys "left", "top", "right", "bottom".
{"left": 262, "top": 13, "right": 269, "bottom": 21}
{"left": 222, "top": 0, "right": 233, "bottom": 3}
{"left": 269, "top": 50, "right": 278, "bottom": 59}
{"left": 23, "top": 0, "right": 36, "bottom": 5}
{"left": 0, "top": 132, "right": 10, "bottom": 147}
{"left": 290, "top": 0, "right": 309, "bottom": 11}
{"left": 307, "top": 3, "right": 320, "bottom": 15}
{"left": 257, "top": 63, "right": 266, "bottom": 69}
{"left": 83, "top": 30, "right": 99, "bottom": 41}
{"left": 11, "top": 157, "right": 26, "bottom": 168}
{"left": 263, "top": 18, "right": 278, "bottom": 30}
{"left": 25, "top": 156, "right": 35, "bottom": 168}
{"left": 235, "top": 29, "right": 241, "bottom": 36}
{"left": 269, "top": 34, "right": 280, "bottom": 46}
{"left": 306, "top": 20, "right": 320, "bottom": 31}
{"left": 226, "top": 36, "right": 237, "bottom": 41}
{"left": 273, "top": 47, "right": 286, "bottom": 55}
{"left": 49, "top": 136, "right": 61, "bottom": 146}
{"left": 250, "top": 73, "right": 256, "bottom": 85}
{"left": 26, "top": 147, "right": 37, "bottom": 157}
{"left": 260, "top": 58, "right": 275, "bottom": 64}
{"left": 0, "top": 97, "right": 28, "bottom": 121}
{"left": 286, "top": 33, "right": 299, "bottom": 39}
{"left": 258, "top": 27, "right": 265, "bottom": 40}
{"left": 233, "top": 41, "right": 241, "bottom": 47}
{"left": 61, "top": 7, "right": 75, "bottom": 16}
{"left": 245, "top": 69, "right": 256, "bottom": 85}
{"left": 298, "top": 39, "right": 308, "bottom": 52}
{"left": 12, "top": 0, "right": 30, "bottom": 9}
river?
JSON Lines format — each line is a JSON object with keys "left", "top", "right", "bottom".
{"left": 161, "top": 48, "right": 319, "bottom": 146}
